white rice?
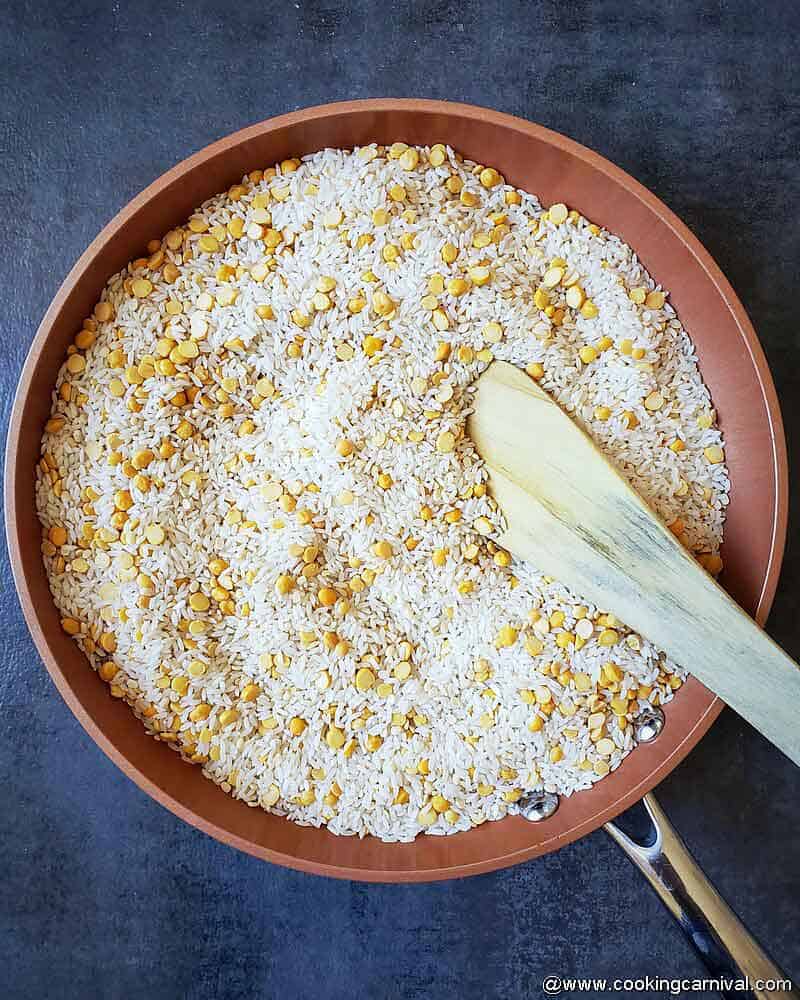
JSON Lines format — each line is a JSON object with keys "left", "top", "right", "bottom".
{"left": 36, "top": 143, "right": 728, "bottom": 842}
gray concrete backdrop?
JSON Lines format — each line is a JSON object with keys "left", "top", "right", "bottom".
{"left": 1, "top": 2, "right": 798, "bottom": 998}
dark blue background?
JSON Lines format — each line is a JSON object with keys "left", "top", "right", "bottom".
{"left": 2, "top": 2, "right": 799, "bottom": 998}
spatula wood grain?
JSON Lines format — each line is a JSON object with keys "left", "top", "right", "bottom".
{"left": 467, "top": 360, "right": 800, "bottom": 766}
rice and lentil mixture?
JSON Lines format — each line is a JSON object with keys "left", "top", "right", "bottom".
{"left": 36, "top": 142, "right": 728, "bottom": 842}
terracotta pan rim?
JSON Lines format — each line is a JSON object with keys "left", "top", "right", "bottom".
{"left": 5, "top": 99, "right": 789, "bottom": 881}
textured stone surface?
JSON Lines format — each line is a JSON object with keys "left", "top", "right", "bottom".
{"left": 1, "top": 2, "right": 799, "bottom": 997}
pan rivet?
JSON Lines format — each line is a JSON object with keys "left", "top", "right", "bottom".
{"left": 634, "top": 705, "right": 665, "bottom": 743}
{"left": 516, "top": 790, "right": 559, "bottom": 822}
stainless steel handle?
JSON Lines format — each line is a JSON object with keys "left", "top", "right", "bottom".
{"left": 606, "top": 793, "right": 797, "bottom": 1000}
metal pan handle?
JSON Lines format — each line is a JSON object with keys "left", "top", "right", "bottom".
{"left": 605, "top": 793, "right": 797, "bottom": 1000}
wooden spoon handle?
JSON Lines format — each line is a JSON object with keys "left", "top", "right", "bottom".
{"left": 471, "top": 362, "right": 800, "bottom": 765}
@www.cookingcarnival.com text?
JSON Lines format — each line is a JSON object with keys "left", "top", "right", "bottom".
{"left": 540, "top": 974, "right": 795, "bottom": 995}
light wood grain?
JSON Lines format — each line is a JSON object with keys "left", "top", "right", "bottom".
{"left": 467, "top": 361, "right": 800, "bottom": 766}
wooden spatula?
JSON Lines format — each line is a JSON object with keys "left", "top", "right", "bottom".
{"left": 467, "top": 360, "right": 800, "bottom": 766}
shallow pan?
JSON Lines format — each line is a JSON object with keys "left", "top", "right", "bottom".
{"left": 5, "top": 99, "right": 788, "bottom": 883}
